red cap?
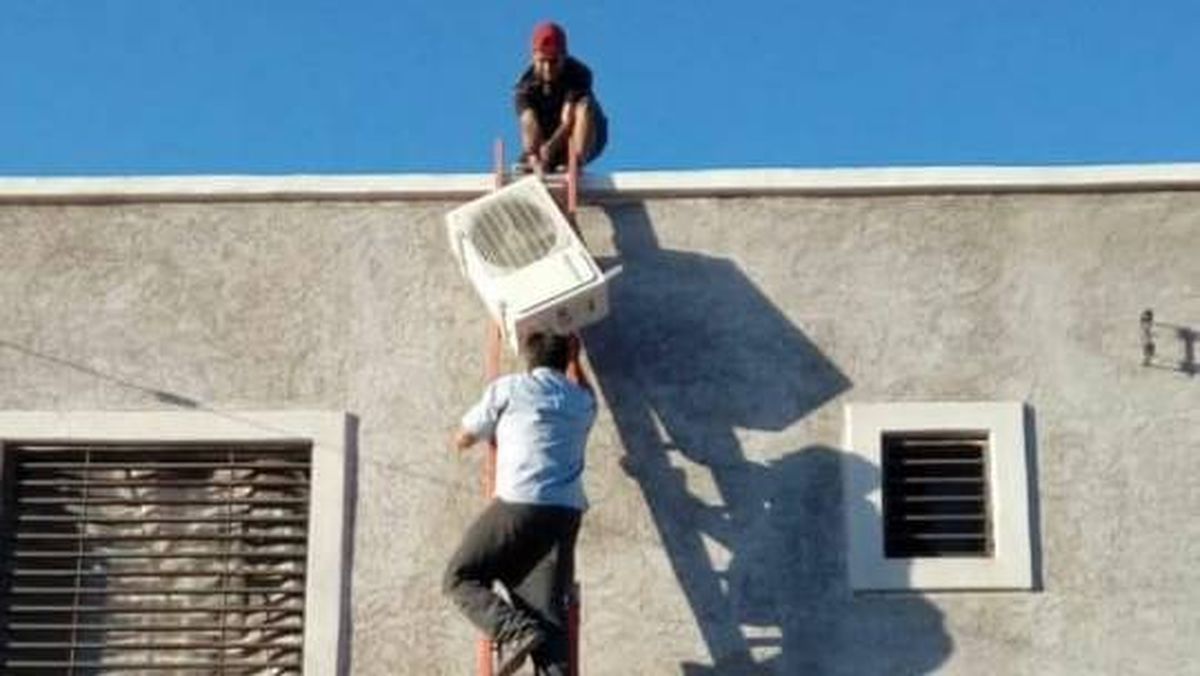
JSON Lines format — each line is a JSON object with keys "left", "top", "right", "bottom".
{"left": 531, "top": 21, "right": 567, "bottom": 58}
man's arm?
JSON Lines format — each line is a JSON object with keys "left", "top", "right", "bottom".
{"left": 539, "top": 95, "right": 588, "bottom": 166}
{"left": 565, "top": 334, "right": 593, "bottom": 394}
{"left": 515, "top": 72, "right": 548, "bottom": 173}
{"left": 454, "top": 378, "right": 508, "bottom": 452}
{"left": 520, "top": 108, "right": 546, "bottom": 173}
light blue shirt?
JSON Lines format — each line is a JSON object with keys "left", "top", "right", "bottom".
{"left": 461, "top": 367, "right": 596, "bottom": 510}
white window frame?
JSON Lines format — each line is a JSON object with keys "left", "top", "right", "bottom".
{"left": 842, "top": 402, "right": 1033, "bottom": 592}
{"left": 0, "top": 410, "right": 351, "bottom": 675}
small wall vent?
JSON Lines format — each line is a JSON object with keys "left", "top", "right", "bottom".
{"left": 881, "top": 431, "right": 991, "bottom": 558}
{"left": 446, "top": 177, "right": 609, "bottom": 352}
{"left": 843, "top": 402, "right": 1034, "bottom": 591}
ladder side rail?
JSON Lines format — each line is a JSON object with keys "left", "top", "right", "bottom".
{"left": 479, "top": 137, "right": 584, "bottom": 676}
{"left": 475, "top": 138, "right": 508, "bottom": 676}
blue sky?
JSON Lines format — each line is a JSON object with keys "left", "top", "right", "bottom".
{"left": 2, "top": 1, "right": 1197, "bottom": 175}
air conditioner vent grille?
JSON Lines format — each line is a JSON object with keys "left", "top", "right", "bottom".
{"left": 468, "top": 196, "right": 560, "bottom": 270}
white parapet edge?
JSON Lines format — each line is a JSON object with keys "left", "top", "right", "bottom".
{"left": 2, "top": 163, "right": 1200, "bottom": 203}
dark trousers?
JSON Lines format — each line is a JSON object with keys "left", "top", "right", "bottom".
{"left": 443, "top": 499, "right": 582, "bottom": 675}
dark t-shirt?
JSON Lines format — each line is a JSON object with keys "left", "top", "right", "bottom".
{"left": 514, "top": 56, "right": 595, "bottom": 136}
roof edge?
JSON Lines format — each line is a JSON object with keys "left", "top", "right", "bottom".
{"left": 2, "top": 164, "right": 1200, "bottom": 203}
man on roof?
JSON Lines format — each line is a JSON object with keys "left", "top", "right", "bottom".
{"left": 515, "top": 21, "right": 608, "bottom": 174}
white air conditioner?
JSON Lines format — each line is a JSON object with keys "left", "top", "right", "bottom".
{"left": 446, "top": 176, "right": 610, "bottom": 353}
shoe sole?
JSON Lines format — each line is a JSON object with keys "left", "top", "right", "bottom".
{"left": 496, "top": 633, "right": 545, "bottom": 676}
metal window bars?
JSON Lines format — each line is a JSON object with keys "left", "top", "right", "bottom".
{"left": 881, "top": 431, "right": 992, "bottom": 558}
{"left": 0, "top": 442, "right": 311, "bottom": 675}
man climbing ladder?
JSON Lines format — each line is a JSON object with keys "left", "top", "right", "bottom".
{"left": 443, "top": 333, "right": 596, "bottom": 676}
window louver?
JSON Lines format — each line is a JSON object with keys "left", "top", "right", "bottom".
{"left": 468, "top": 196, "right": 561, "bottom": 270}
{"left": 881, "top": 431, "right": 991, "bottom": 558}
{"left": 0, "top": 443, "right": 311, "bottom": 674}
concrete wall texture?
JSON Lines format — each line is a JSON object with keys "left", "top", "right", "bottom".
{"left": 1, "top": 173, "right": 1197, "bottom": 675}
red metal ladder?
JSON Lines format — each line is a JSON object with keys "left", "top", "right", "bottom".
{"left": 478, "top": 138, "right": 583, "bottom": 676}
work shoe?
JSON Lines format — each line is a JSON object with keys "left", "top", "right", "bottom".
{"left": 496, "top": 627, "right": 545, "bottom": 676}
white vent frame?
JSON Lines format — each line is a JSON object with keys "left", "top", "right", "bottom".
{"left": 0, "top": 410, "right": 351, "bottom": 675}
{"left": 842, "top": 402, "right": 1033, "bottom": 592}
{"left": 446, "top": 176, "right": 609, "bottom": 352}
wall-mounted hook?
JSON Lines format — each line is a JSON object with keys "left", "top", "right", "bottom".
{"left": 1141, "top": 309, "right": 1155, "bottom": 367}
{"left": 1141, "top": 309, "right": 1198, "bottom": 377}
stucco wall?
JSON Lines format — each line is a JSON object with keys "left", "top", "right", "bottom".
{"left": 0, "top": 184, "right": 1196, "bottom": 675}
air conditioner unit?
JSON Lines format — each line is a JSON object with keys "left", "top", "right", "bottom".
{"left": 446, "top": 176, "right": 610, "bottom": 353}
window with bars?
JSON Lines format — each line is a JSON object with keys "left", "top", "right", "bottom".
{"left": 881, "top": 431, "right": 991, "bottom": 558}
{"left": 0, "top": 442, "right": 312, "bottom": 674}
{"left": 843, "top": 402, "right": 1034, "bottom": 591}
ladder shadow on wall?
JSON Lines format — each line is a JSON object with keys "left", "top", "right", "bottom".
{"left": 584, "top": 202, "right": 952, "bottom": 674}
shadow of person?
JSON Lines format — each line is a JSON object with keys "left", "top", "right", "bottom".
{"left": 584, "top": 202, "right": 916, "bottom": 673}
{"left": 756, "top": 445, "right": 953, "bottom": 675}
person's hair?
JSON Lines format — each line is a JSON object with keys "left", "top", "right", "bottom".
{"left": 523, "top": 332, "right": 571, "bottom": 372}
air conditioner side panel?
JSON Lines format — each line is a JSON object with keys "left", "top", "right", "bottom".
{"left": 509, "top": 277, "right": 610, "bottom": 352}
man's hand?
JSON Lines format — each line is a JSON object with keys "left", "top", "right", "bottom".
{"left": 521, "top": 149, "right": 546, "bottom": 176}
{"left": 566, "top": 334, "right": 581, "bottom": 361}
{"left": 540, "top": 130, "right": 568, "bottom": 171}
{"left": 452, "top": 430, "right": 478, "bottom": 453}
{"left": 564, "top": 334, "right": 593, "bottom": 393}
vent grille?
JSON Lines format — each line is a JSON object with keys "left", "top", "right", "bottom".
{"left": 467, "top": 196, "right": 561, "bottom": 270}
{"left": 881, "top": 431, "right": 991, "bottom": 558}
{"left": 0, "top": 443, "right": 311, "bottom": 674}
